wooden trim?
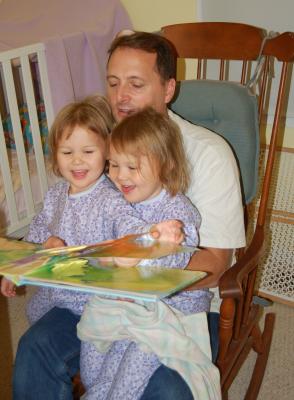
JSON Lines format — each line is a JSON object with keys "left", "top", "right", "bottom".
{"left": 279, "top": 147, "right": 294, "bottom": 153}
{"left": 257, "top": 290, "right": 294, "bottom": 307}
{"left": 270, "top": 216, "right": 294, "bottom": 224}
{"left": 262, "top": 144, "right": 294, "bottom": 153}
{"left": 269, "top": 209, "right": 294, "bottom": 224}
{"left": 270, "top": 209, "right": 294, "bottom": 218}
{"left": 251, "top": 209, "right": 294, "bottom": 224}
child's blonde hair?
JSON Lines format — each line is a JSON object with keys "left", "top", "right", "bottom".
{"left": 110, "top": 107, "right": 190, "bottom": 196}
{"left": 49, "top": 95, "right": 114, "bottom": 176}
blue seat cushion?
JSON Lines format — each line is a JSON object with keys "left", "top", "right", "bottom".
{"left": 169, "top": 80, "right": 260, "bottom": 204}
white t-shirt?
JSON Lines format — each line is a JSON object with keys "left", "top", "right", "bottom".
{"left": 169, "top": 109, "right": 245, "bottom": 249}
{"left": 169, "top": 110, "right": 246, "bottom": 312}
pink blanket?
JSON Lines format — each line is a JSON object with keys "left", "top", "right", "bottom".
{"left": 0, "top": 0, "right": 132, "bottom": 114}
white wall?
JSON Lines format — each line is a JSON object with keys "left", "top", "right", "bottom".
{"left": 198, "top": 0, "right": 294, "bottom": 32}
{"left": 121, "top": 0, "right": 197, "bottom": 31}
{"left": 198, "top": 0, "right": 294, "bottom": 147}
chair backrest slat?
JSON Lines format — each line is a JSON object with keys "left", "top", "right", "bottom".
{"left": 162, "top": 22, "right": 266, "bottom": 61}
{"left": 257, "top": 60, "right": 291, "bottom": 227}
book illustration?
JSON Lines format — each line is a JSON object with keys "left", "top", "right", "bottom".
{"left": 35, "top": 233, "right": 196, "bottom": 259}
{"left": 0, "top": 234, "right": 205, "bottom": 301}
{"left": 24, "top": 261, "right": 207, "bottom": 302}
{"left": 51, "top": 258, "right": 88, "bottom": 278}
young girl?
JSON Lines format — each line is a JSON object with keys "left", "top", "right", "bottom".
{"left": 1, "top": 96, "right": 183, "bottom": 322}
{"left": 78, "top": 107, "right": 212, "bottom": 400}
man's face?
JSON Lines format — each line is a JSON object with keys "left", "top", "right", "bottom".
{"left": 106, "top": 47, "right": 175, "bottom": 122}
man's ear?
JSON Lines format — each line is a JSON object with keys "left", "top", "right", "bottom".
{"left": 165, "top": 79, "right": 176, "bottom": 104}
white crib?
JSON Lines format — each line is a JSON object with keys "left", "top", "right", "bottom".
{"left": 0, "top": 1, "right": 132, "bottom": 238}
{"left": 0, "top": 43, "right": 55, "bottom": 238}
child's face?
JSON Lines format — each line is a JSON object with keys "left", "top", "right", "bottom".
{"left": 108, "top": 144, "right": 162, "bottom": 203}
{"left": 57, "top": 125, "right": 107, "bottom": 194}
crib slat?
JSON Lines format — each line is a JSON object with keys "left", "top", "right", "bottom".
{"left": 36, "top": 47, "right": 54, "bottom": 128}
{"left": 0, "top": 114, "right": 19, "bottom": 227}
{"left": 0, "top": 42, "right": 54, "bottom": 126}
{"left": 2, "top": 60, "right": 35, "bottom": 216}
{"left": 20, "top": 54, "right": 48, "bottom": 199}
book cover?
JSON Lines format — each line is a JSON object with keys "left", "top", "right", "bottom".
{"left": 0, "top": 235, "right": 205, "bottom": 302}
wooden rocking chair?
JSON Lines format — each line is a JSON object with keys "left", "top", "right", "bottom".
{"left": 73, "top": 23, "right": 294, "bottom": 400}
{"left": 161, "top": 22, "right": 294, "bottom": 399}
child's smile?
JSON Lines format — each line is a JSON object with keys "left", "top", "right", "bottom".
{"left": 121, "top": 184, "right": 135, "bottom": 194}
{"left": 71, "top": 169, "right": 89, "bottom": 180}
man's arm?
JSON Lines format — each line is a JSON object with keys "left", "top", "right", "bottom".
{"left": 186, "top": 247, "right": 233, "bottom": 288}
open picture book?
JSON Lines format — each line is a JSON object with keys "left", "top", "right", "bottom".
{"left": 0, "top": 234, "right": 206, "bottom": 302}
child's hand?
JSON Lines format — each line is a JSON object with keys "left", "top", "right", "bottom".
{"left": 150, "top": 220, "right": 184, "bottom": 244}
{"left": 43, "top": 236, "right": 66, "bottom": 249}
{"left": 113, "top": 257, "right": 140, "bottom": 268}
{"left": 1, "top": 277, "right": 16, "bottom": 297}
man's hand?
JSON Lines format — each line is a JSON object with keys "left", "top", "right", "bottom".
{"left": 113, "top": 257, "right": 140, "bottom": 268}
{"left": 87, "top": 255, "right": 139, "bottom": 268}
{"left": 43, "top": 236, "right": 66, "bottom": 249}
{"left": 1, "top": 277, "right": 16, "bottom": 297}
{"left": 150, "top": 220, "right": 184, "bottom": 244}
{"left": 186, "top": 247, "right": 233, "bottom": 288}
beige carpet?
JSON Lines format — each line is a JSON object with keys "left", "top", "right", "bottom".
{"left": 229, "top": 301, "right": 294, "bottom": 399}
{"left": 0, "top": 288, "right": 293, "bottom": 400}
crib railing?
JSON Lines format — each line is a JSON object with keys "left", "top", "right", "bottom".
{"left": 0, "top": 43, "right": 54, "bottom": 238}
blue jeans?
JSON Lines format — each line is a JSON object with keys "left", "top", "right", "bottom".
{"left": 207, "top": 312, "right": 220, "bottom": 363}
{"left": 13, "top": 307, "right": 219, "bottom": 400}
{"left": 140, "top": 312, "right": 220, "bottom": 400}
{"left": 13, "top": 307, "right": 81, "bottom": 400}
{"left": 141, "top": 365, "right": 194, "bottom": 400}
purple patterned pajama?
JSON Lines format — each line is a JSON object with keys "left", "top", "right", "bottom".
{"left": 80, "top": 189, "right": 212, "bottom": 399}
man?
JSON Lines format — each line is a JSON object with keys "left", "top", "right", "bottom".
{"left": 13, "top": 32, "right": 245, "bottom": 400}
{"left": 106, "top": 32, "right": 244, "bottom": 285}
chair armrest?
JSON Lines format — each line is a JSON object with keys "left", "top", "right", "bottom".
{"left": 219, "top": 225, "right": 265, "bottom": 300}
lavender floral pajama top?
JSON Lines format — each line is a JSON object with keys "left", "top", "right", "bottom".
{"left": 80, "top": 188, "right": 212, "bottom": 400}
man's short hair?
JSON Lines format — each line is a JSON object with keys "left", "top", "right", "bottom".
{"left": 108, "top": 31, "right": 177, "bottom": 82}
